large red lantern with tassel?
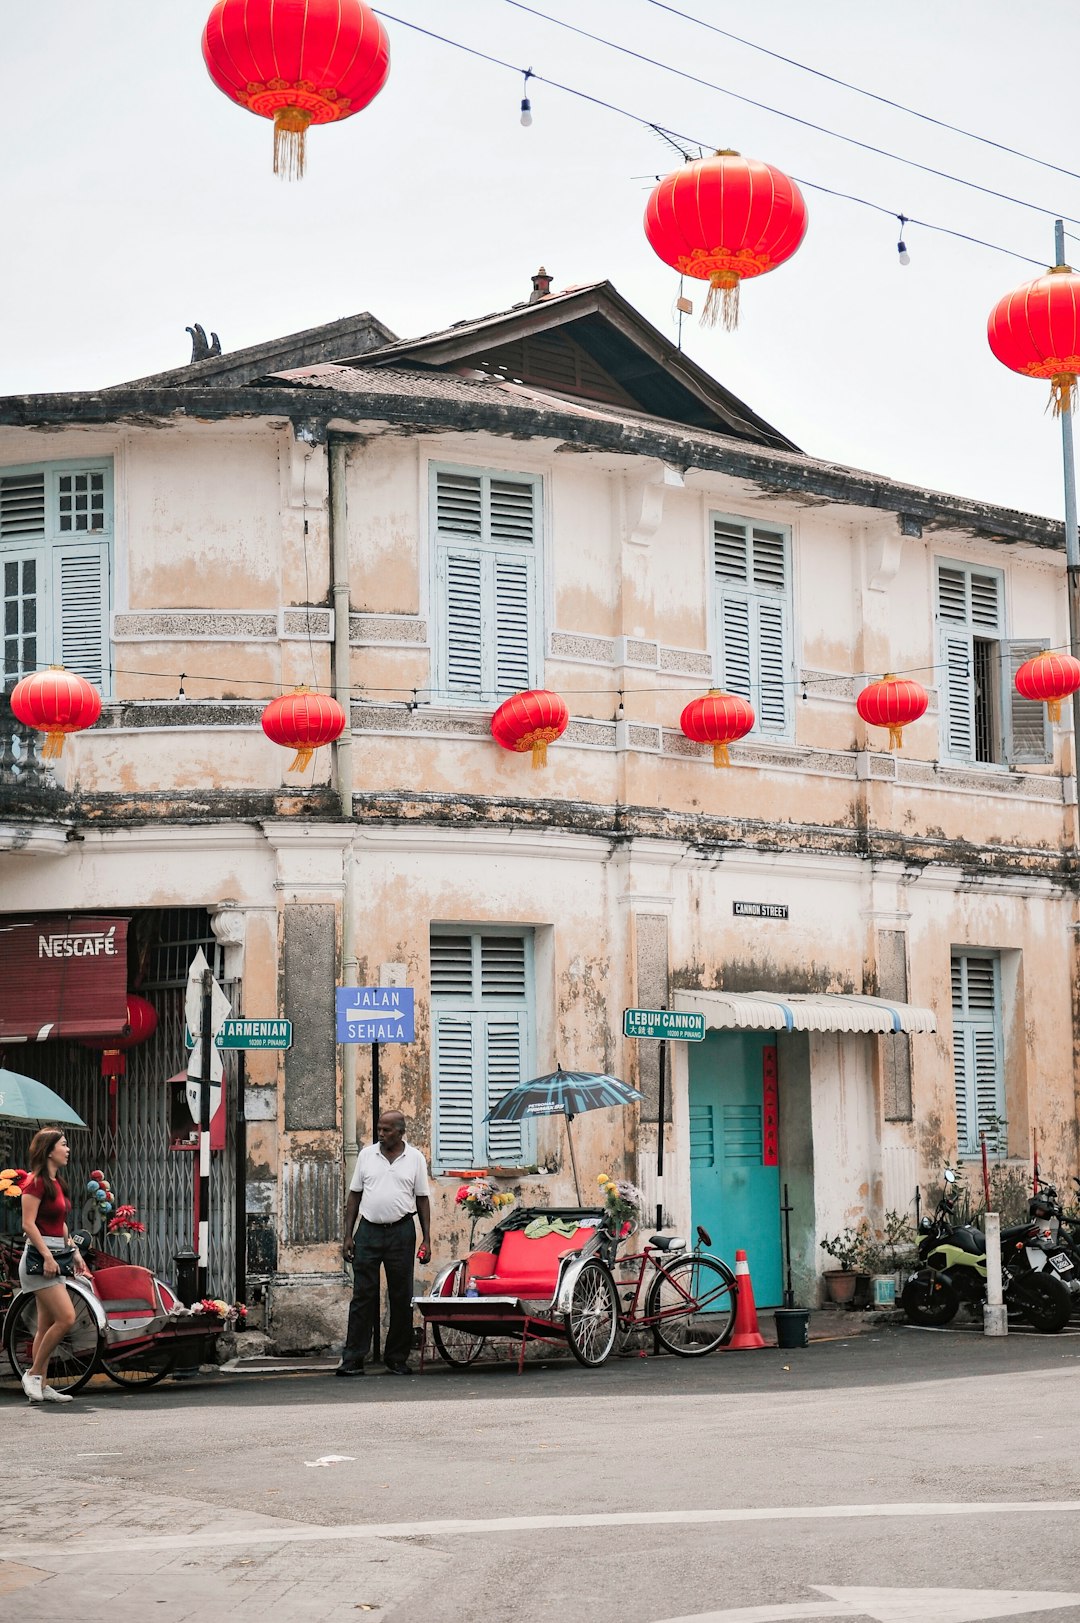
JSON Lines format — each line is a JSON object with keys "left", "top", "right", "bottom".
{"left": 856, "top": 675, "right": 928, "bottom": 749}
{"left": 202, "top": 0, "right": 390, "bottom": 178}
{"left": 987, "top": 265, "right": 1080, "bottom": 415}
{"left": 680, "top": 689, "right": 755, "bottom": 767}
{"left": 491, "top": 690, "right": 569, "bottom": 768}
{"left": 262, "top": 689, "right": 346, "bottom": 772}
{"left": 80, "top": 994, "right": 158, "bottom": 1080}
{"left": 645, "top": 150, "right": 808, "bottom": 330}
{"left": 1014, "top": 650, "right": 1080, "bottom": 722}
{"left": 10, "top": 666, "right": 101, "bottom": 758}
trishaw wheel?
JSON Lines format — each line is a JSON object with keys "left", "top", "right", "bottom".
{"left": 101, "top": 1345, "right": 179, "bottom": 1388}
{"left": 563, "top": 1260, "right": 619, "bottom": 1367}
{"left": 4, "top": 1287, "right": 103, "bottom": 1394}
{"left": 646, "top": 1254, "right": 737, "bottom": 1355}
{"left": 432, "top": 1323, "right": 487, "bottom": 1367}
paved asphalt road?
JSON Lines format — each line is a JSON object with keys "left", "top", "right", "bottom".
{"left": 3, "top": 1325, "right": 1080, "bottom": 1623}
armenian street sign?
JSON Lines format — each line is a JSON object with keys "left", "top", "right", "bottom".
{"left": 336, "top": 986, "right": 415, "bottom": 1045}
{"left": 186, "top": 1017, "right": 293, "bottom": 1051}
{"left": 623, "top": 1007, "right": 706, "bottom": 1042}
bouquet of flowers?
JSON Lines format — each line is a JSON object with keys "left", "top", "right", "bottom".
{"left": 455, "top": 1179, "right": 514, "bottom": 1245}
{"left": 597, "top": 1173, "right": 644, "bottom": 1233}
{"left": 107, "top": 1204, "right": 147, "bottom": 1243}
{"left": 192, "top": 1297, "right": 248, "bottom": 1326}
{"left": 0, "top": 1169, "right": 27, "bottom": 1205}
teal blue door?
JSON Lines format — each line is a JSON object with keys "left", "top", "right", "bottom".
{"left": 688, "top": 1032, "right": 782, "bottom": 1305}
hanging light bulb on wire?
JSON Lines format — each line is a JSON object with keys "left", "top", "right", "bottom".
{"left": 520, "top": 68, "right": 534, "bottom": 127}
{"left": 896, "top": 214, "right": 911, "bottom": 266}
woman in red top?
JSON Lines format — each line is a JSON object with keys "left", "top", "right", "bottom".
{"left": 20, "top": 1127, "right": 91, "bottom": 1404}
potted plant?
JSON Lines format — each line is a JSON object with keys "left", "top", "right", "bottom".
{"left": 819, "top": 1224, "right": 870, "bottom": 1306}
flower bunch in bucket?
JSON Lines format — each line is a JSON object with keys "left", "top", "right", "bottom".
{"left": 0, "top": 1168, "right": 27, "bottom": 1205}
{"left": 193, "top": 1297, "right": 248, "bottom": 1326}
{"left": 106, "top": 1204, "right": 146, "bottom": 1243}
{"left": 597, "top": 1173, "right": 644, "bottom": 1235}
{"left": 455, "top": 1179, "right": 514, "bottom": 1244}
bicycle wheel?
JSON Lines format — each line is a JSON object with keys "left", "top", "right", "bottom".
{"left": 563, "top": 1260, "right": 619, "bottom": 1367}
{"left": 432, "top": 1322, "right": 487, "bottom": 1368}
{"left": 646, "top": 1254, "right": 737, "bottom": 1356}
{"left": 4, "top": 1287, "right": 103, "bottom": 1394}
{"left": 101, "top": 1344, "right": 179, "bottom": 1388}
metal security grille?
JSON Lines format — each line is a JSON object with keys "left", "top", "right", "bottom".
{"left": 1, "top": 909, "right": 238, "bottom": 1299}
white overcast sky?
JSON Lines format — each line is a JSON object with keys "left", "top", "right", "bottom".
{"left": 3, "top": 1, "right": 1079, "bottom": 520}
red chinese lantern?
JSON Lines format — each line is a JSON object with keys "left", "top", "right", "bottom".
{"left": 679, "top": 689, "right": 755, "bottom": 767}
{"left": 491, "top": 690, "right": 569, "bottom": 768}
{"left": 202, "top": 0, "right": 391, "bottom": 178}
{"left": 80, "top": 995, "right": 158, "bottom": 1081}
{"left": 856, "top": 674, "right": 928, "bottom": 749}
{"left": 262, "top": 688, "right": 346, "bottom": 771}
{"left": 9, "top": 666, "right": 102, "bottom": 758}
{"left": 645, "top": 150, "right": 808, "bottom": 330}
{"left": 1014, "top": 650, "right": 1080, "bottom": 722}
{"left": 987, "top": 265, "right": 1080, "bottom": 415}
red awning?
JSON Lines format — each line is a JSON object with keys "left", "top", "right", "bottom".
{"left": 0, "top": 916, "right": 130, "bottom": 1041}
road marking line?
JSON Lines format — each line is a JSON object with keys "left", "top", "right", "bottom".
{"left": 655, "top": 1585, "right": 1080, "bottom": 1623}
{"left": 2, "top": 1500, "right": 1080, "bottom": 1562}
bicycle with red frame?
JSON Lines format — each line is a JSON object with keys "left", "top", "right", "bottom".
{"left": 603, "top": 1221, "right": 739, "bottom": 1356}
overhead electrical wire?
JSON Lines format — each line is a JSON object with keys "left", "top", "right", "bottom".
{"left": 499, "top": 0, "right": 1080, "bottom": 229}
{"left": 372, "top": 8, "right": 1049, "bottom": 268}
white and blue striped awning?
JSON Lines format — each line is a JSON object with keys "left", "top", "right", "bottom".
{"left": 674, "top": 990, "right": 936, "bottom": 1036}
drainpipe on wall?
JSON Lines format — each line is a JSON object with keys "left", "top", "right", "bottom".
{"left": 329, "top": 433, "right": 359, "bottom": 1168}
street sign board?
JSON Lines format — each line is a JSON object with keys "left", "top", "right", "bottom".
{"left": 336, "top": 986, "right": 415, "bottom": 1045}
{"left": 185, "top": 1017, "right": 293, "bottom": 1050}
{"left": 185, "top": 949, "right": 230, "bottom": 1082}
{"left": 623, "top": 1007, "right": 706, "bottom": 1042}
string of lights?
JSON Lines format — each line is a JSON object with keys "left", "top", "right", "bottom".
{"left": 372, "top": 8, "right": 1050, "bottom": 269}
{"left": 498, "top": 0, "right": 1080, "bottom": 230}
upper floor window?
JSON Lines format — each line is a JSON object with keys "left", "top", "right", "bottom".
{"left": 950, "top": 951, "right": 1006, "bottom": 1159}
{"left": 936, "top": 560, "right": 1049, "bottom": 766}
{"left": 430, "top": 929, "right": 535, "bottom": 1171}
{"left": 1, "top": 460, "right": 112, "bottom": 693}
{"left": 710, "top": 514, "right": 792, "bottom": 740}
{"left": 431, "top": 464, "right": 541, "bottom": 705}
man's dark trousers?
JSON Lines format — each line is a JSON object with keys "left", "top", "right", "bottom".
{"left": 345, "top": 1215, "right": 416, "bottom": 1366}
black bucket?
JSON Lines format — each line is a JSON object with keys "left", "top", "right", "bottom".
{"left": 773, "top": 1308, "right": 810, "bottom": 1349}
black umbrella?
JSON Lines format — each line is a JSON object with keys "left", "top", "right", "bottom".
{"left": 484, "top": 1068, "right": 643, "bottom": 1201}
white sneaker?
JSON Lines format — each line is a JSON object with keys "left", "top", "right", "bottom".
{"left": 21, "top": 1372, "right": 43, "bottom": 1403}
{"left": 42, "top": 1385, "right": 74, "bottom": 1403}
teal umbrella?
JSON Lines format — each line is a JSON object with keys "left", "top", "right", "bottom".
{"left": 0, "top": 1068, "right": 87, "bottom": 1129}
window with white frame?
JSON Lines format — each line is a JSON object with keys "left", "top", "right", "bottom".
{"left": 431, "top": 465, "right": 541, "bottom": 705}
{"left": 936, "top": 560, "right": 1049, "bottom": 766}
{"left": 710, "top": 513, "right": 792, "bottom": 739}
{"left": 430, "top": 930, "right": 535, "bottom": 1170}
{"left": 951, "top": 951, "right": 1006, "bottom": 1158}
{"left": 1, "top": 460, "right": 112, "bottom": 693}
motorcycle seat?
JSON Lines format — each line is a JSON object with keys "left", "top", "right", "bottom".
{"left": 1001, "top": 1223, "right": 1037, "bottom": 1245}
{"left": 948, "top": 1225, "right": 985, "bottom": 1254}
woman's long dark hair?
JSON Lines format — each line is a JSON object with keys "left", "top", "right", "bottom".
{"left": 27, "top": 1128, "right": 67, "bottom": 1202}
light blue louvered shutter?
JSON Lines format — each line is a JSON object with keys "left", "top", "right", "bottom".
{"left": 492, "top": 554, "right": 533, "bottom": 696}
{"left": 483, "top": 1014, "right": 526, "bottom": 1163}
{"left": 2, "top": 472, "right": 46, "bottom": 688}
{"left": 713, "top": 515, "right": 791, "bottom": 740}
{"left": 433, "top": 1012, "right": 479, "bottom": 1169}
{"left": 719, "top": 594, "right": 753, "bottom": 704}
{"left": 755, "top": 596, "right": 789, "bottom": 734}
{"left": 54, "top": 542, "right": 109, "bottom": 689}
{"left": 1001, "top": 639, "right": 1052, "bottom": 766}
{"left": 939, "top": 628, "right": 975, "bottom": 760}
{"left": 950, "top": 954, "right": 1004, "bottom": 1158}
{"left": 441, "top": 550, "right": 484, "bottom": 697}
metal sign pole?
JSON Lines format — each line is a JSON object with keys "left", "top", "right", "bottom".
{"left": 655, "top": 1034, "right": 666, "bottom": 1231}
{"left": 234, "top": 1048, "right": 247, "bottom": 1305}
{"left": 371, "top": 1040, "right": 381, "bottom": 1364}
{"left": 197, "top": 966, "right": 212, "bottom": 1299}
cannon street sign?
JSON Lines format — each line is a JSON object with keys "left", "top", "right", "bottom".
{"left": 623, "top": 1007, "right": 706, "bottom": 1042}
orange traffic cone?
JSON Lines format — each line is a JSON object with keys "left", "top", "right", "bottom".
{"left": 727, "top": 1248, "right": 766, "bottom": 1350}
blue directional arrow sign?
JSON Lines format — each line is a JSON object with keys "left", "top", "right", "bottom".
{"left": 336, "top": 986, "right": 415, "bottom": 1045}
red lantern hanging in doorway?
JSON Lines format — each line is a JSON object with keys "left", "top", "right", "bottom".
{"left": 202, "top": 0, "right": 391, "bottom": 179}
{"left": 679, "top": 689, "right": 755, "bottom": 767}
{"left": 79, "top": 994, "right": 158, "bottom": 1081}
{"left": 491, "top": 689, "right": 569, "bottom": 768}
{"left": 9, "top": 667, "right": 102, "bottom": 758}
{"left": 987, "top": 264, "right": 1080, "bottom": 415}
{"left": 262, "top": 688, "right": 347, "bottom": 772}
{"left": 1014, "top": 649, "right": 1080, "bottom": 722}
{"left": 856, "top": 674, "right": 928, "bottom": 749}
{"left": 644, "top": 150, "right": 808, "bottom": 330}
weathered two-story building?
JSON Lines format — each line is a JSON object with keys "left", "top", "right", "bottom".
{"left": 2, "top": 271, "right": 1076, "bottom": 1344}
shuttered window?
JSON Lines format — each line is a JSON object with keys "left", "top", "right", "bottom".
{"left": 935, "top": 561, "right": 1048, "bottom": 766}
{"left": 951, "top": 952, "right": 1006, "bottom": 1158}
{"left": 711, "top": 515, "right": 792, "bottom": 739}
{"left": 1, "top": 460, "right": 111, "bottom": 692}
{"left": 430, "top": 930, "right": 535, "bottom": 1170}
{"left": 432, "top": 466, "right": 540, "bottom": 704}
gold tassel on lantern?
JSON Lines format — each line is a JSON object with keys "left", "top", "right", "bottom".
{"left": 711, "top": 741, "right": 732, "bottom": 768}
{"left": 42, "top": 730, "right": 67, "bottom": 759}
{"left": 1048, "top": 374, "right": 1076, "bottom": 417}
{"left": 703, "top": 271, "right": 741, "bottom": 332}
{"left": 518, "top": 727, "right": 560, "bottom": 769}
{"left": 274, "top": 107, "right": 313, "bottom": 179}
{"left": 287, "top": 745, "right": 315, "bottom": 772}
{"left": 1047, "top": 697, "right": 1063, "bottom": 723}
{"left": 887, "top": 724, "right": 905, "bottom": 750}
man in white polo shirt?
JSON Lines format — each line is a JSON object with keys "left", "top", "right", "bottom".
{"left": 337, "top": 1109, "right": 432, "bottom": 1376}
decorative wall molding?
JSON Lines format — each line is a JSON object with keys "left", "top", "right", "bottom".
{"left": 281, "top": 607, "right": 333, "bottom": 641}
{"left": 659, "top": 646, "right": 712, "bottom": 677}
{"left": 550, "top": 631, "right": 710, "bottom": 678}
{"left": 349, "top": 613, "right": 427, "bottom": 645}
{"left": 800, "top": 668, "right": 856, "bottom": 701}
{"left": 112, "top": 611, "right": 278, "bottom": 641}
{"left": 550, "top": 631, "right": 617, "bottom": 664}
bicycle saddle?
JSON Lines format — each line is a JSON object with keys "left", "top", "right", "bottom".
{"left": 648, "top": 1234, "right": 684, "bottom": 1251}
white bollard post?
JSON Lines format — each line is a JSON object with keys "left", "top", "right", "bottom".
{"left": 983, "top": 1211, "right": 1008, "bottom": 1336}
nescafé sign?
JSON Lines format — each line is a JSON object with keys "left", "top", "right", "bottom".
{"left": 0, "top": 915, "right": 129, "bottom": 1042}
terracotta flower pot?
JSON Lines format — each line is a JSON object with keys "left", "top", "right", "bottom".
{"left": 823, "top": 1269, "right": 858, "bottom": 1306}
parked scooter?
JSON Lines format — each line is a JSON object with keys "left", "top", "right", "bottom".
{"left": 901, "top": 1169, "right": 1072, "bottom": 1332}
{"left": 1023, "top": 1182, "right": 1080, "bottom": 1305}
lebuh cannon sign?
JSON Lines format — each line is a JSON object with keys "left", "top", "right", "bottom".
{"left": 623, "top": 1007, "right": 706, "bottom": 1042}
